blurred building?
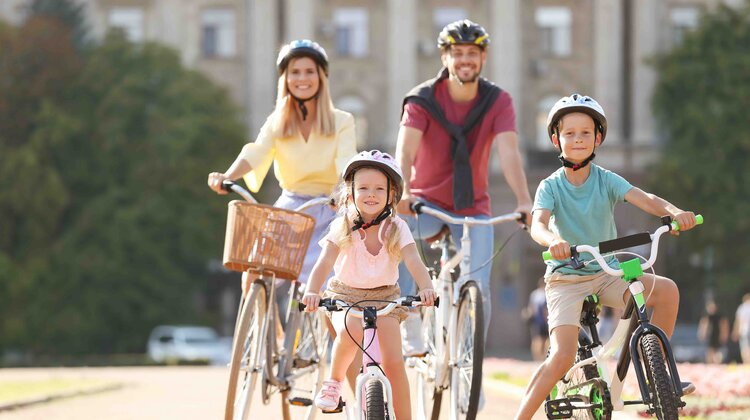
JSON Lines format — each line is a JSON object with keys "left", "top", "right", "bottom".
{"left": 1, "top": 0, "right": 730, "bottom": 354}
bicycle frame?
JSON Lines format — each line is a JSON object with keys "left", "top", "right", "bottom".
{"left": 409, "top": 203, "right": 522, "bottom": 419}
{"left": 545, "top": 215, "right": 703, "bottom": 416}
{"left": 302, "top": 297, "right": 432, "bottom": 420}
{"left": 221, "top": 180, "right": 332, "bottom": 420}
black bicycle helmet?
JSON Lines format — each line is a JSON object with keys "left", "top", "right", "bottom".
{"left": 437, "top": 19, "right": 490, "bottom": 50}
{"left": 276, "top": 39, "right": 329, "bottom": 76}
{"left": 546, "top": 94, "right": 608, "bottom": 143}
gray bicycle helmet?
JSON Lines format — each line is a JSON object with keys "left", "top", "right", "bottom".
{"left": 437, "top": 19, "right": 490, "bottom": 50}
{"left": 546, "top": 94, "right": 608, "bottom": 143}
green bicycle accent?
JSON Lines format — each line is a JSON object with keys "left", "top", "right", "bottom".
{"left": 620, "top": 258, "right": 643, "bottom": 281}
{"left": 633, "top": 291, "right": 646, "bottom": 309}
{"left": 591, "top": 386, "right": 605, "bottom": 420}
{"left": 670, "top": 214, "right": 703, "bottom": 231}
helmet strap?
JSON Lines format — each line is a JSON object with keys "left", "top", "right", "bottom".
{"left": 558, "top": 152, "right": 596, "bottom": 171}
{"left": 290, "top": 91, "right": 319, "bottom": 121}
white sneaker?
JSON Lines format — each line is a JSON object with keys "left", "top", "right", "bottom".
{"left": 401, "top": 311, "right": 426, "bottom": 357}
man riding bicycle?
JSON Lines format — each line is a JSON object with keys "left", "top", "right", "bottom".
{"left": 395, "top": 19, "right": 533, "bottom": 356}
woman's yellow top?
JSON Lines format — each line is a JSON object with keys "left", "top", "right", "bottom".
{"left": 239, "top": 109, "right": 358, "bottom": 196}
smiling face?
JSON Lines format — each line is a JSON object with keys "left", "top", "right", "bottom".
{"left": 352, "top": 168, "right": 391, "bottom": 220}
{"left": 286, "top": 56, "right": 320, "bottom": 100}
{"left": 552, "top": 112, "right": 602, "bottom": 162}
{"left": 441, "top": 44, "right": 486, "bottom": 83}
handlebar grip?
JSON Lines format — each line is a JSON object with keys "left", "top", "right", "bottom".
{"left": 410, "top": 202, "right": 424, "bottom": 214}
{"left": 542, "top": 251, "right": 552, "bottom": 261}
{"left": 671, "top": 214, "right": 703, "bottom": 231}
{"left": 221, "top": 179, "right": 236, "bottom": 192}
{"left": 411, "top": 296, "right": 440, "bottom": 307}
{"left": 297, "top": 301, "right": 306, "bottom": 312}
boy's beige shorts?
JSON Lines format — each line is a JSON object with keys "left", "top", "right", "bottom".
{"left": 545, "top": 271, "right": 630, "bottom": 332}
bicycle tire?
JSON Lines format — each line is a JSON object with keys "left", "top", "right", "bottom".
{"left": 640, "top": 333, "right": 679, "bottom": 420}
{"left": 545, "top": 332, "right": 611, "bottom": 420}
{"left": 416, "top": 305, "right": 442, "bottom": 420}
{"left": 365, "top": 379, "right": 387, "bottom": 420}
{"left": 225, "top": 282, "right": 267, "bottom": 420}
{"left": 451, "top": 281, "right": 484, "bottom": 420}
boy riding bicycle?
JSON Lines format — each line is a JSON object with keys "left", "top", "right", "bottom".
{"left": 514, "top": 94, "right": 698, "bottom": 420}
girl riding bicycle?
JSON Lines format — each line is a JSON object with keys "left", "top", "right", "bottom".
{"left": 207, "top": 39, "right": 357, "bottom": 289}
{"left": 301, "top": 150, "right": 437, "bottom": 420}
{"left": 514, "top": 94, "right": 698, "bottom": 419}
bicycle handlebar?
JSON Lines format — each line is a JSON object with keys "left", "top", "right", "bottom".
{"left": 222, "top": 179, "right": 334, "bottom": 211}
{"left": 410, "top": 201, "right": 524, "bottom": 227}
{"left": 298, "top": 295, "right": 439, "bottom": 315}
{"left": 541, "top": 215, "right": 704, "bottom": 276}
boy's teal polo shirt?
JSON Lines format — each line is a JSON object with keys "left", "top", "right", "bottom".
{"left": 532, "top": 164, "right": 633, "bottom": 276}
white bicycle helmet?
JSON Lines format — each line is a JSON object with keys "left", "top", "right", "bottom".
{"left": 546, "top": 94, "right": 608, "bottom": 143}
{"left": 342, "top": 150, "right": 404, "bottom": 201}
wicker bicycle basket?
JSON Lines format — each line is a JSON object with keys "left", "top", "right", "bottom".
{"left": 223, "top": 200, "right": 316, "bottom": 280}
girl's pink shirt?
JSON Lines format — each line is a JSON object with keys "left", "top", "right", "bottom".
{"left": 320, "top": 216, "right": 415, "bottom": 289}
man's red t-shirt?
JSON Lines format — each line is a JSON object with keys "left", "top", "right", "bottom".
{"left": 401, "top": 79, "right": 516, "bottom": 216}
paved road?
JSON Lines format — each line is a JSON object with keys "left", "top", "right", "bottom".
{"left": 0, "top": 365, "right": 548, "bottom": 420}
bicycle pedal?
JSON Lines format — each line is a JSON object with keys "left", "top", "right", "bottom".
{"left": 321, "top": 398, "right": 345, "bottom": 414}
{"left": 545, "top": 397, "right": 584, "bottom": 419}
{"left": 288, "top": 397, "right": 313, "bottom": 407}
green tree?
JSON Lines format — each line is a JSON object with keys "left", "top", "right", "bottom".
{"left": 650, "top": 3, "right": 750, "bottom": 312}
{"left": 1, "top": 17, "right": 246, "bottom": 354}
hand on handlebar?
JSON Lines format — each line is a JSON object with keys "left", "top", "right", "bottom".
{"left": 207, "top": 172, "right": 230, "bottom": 195}
{"left": 397, "top": 194, "right": 417, "bottom": 216}
{"left": 301, "top": 292, "right": 322, "bottom": 312}
{"left": 548, "top": 238, "right": 571, "bottom": 261}
{"left": 670, "top": 211, "right": 697, "bottom": 236}
{"left": 417, "top": 288, "right": 437, "bottom": 307}
{"left": 514, "top": 203, "right": 533, "bottom": 228}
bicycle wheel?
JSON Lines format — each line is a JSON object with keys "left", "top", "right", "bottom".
{"left": 416, "top": 305, "right": 442, "bottom": 420}
{"left": 288, "top": 310, "right": 330, "bottom": 420}
{"left": 225, "top": 282, "right": 267, "bottom": 420}
{"left": 546, "top": 335, "right": 611, "bottom": 420}
{"left": 640, "top": 333, "right": 679, "bottom": 420}
{"left": 365, "top": 379, "right": 387, "bottom": 420}
{"left": 450, "top": 281, "right": 484, "bottom": 420}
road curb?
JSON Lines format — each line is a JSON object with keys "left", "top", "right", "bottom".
{"left": 0, "top": 383, "right": 124, "bottom": 412}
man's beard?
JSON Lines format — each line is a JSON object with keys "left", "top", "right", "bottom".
{"left": 450, "top": 63, "right": 483, "bottom": 84}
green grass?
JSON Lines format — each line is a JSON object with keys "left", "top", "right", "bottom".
{"left": 489, "top": 371, "right": 530, "bottom": 388}
{"left": 0, "top": 379, "right": 115, "bottom": 404}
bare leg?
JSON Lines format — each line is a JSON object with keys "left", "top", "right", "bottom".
{"left": 328, "top": 314, "right": 363, "bottom": 381}
{"left": 515, "top": 325, "right": 579, "bottom": 420}
{"left": 629, "top": 274, "right": 679, "bottom": 337}
{"left": 325, "top": 316, "right": 360, "bottom": 391}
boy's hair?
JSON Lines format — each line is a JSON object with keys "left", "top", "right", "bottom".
{"left": 328, "top": 174, "right": 403, "bottom": 260}
{"left": 271, "top": 65, "right": 335, "bottom": 138}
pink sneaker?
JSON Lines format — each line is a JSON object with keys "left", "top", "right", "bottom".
{"left": 314, "top": 379, "right": 343, "bottom": 411}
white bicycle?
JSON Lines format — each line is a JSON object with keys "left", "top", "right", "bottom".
{"left": 300, "top": 296, "right": 437, "bottom": 420}
{"left": 408, "top": 202, "right": 524, "bottom": 420}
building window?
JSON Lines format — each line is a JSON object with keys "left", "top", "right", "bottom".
{"left": 535, "top": 7, "right": 571, "bottom": 57}
{"left": 201, "top": 8, "right": 236, "bottom": 58}
{"left": 433, "top": 8, "right": 467, "bottom": 33}
{"left": 333, "top": 8, "right": 368, "bottom": 57}
{"left": 537, "top": 96, "right": 561, "bottom": 149}
{"left": 669, "top": 7, "right": 699, "bottom": 46}
{"left": 108, "top": 7, "right": 144, "bottom": 43}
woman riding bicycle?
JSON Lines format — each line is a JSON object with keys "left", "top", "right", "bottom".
{"left": 207, "top": 39, "right": 357, "bottom": 290}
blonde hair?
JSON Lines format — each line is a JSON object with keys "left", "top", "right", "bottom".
{"left": 271, "top": 63, "right": 336, "bottom": 138}
{"left": 328, "top": 171, "right": 403, "bottom": 261}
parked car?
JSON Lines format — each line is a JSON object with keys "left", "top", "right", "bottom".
{"left": 147, "top": 325, "right": 231, "bottom": 365}
{"left": 670, "top": 323, "right": 706, "bottom": 363}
